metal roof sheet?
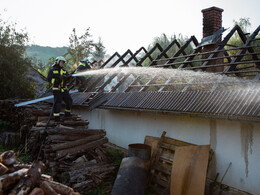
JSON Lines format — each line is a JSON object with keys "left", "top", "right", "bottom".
{"left": 98, "top": 90, "right": 260, "bottom": 120}
{"left": 70, "top": 92, "right": 94, "bottom": 105}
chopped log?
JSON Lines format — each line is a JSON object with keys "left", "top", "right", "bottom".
{"left": 56, "top": 137, "right": 108, "bottom": 159}
{"left": 62, "top": 120, "right": 89, "bottom": 126}
{"left": 0, "top": 168, "right": 28, "bottom": 192}
{"left": 72, "top": 179, "right": 94, "bottom": 191}
{"left": 0, "top": 163, "right": 8, "bottom": 176}
{"left": 69, "top": 161, "right": 97, "bottom": 171}
{"left": 34, "top": 109, "right": 51, "bottom": 116}
{"left": 40, "top": 174, "right": 53, "bottom": 181}
{"left": 35, "top": 121, "right": 57, "bottom": 127}
{"left": 6, "top": 165, "right": 16, "bottom": 173}
{"left": 29, "top": 187, "right": 44, "bottom": 195}
{"left": 30, "top": 126, "right": 46, "bottom": 132}
{"left": 47, "top": 126, "right": 106, "bottom": 136}
{"left": 69, "top": 163, "right": 116, "bottom": 183}
{"left": 29, "top": 115, "right": 38, "bottom": 121}
{"left": 12, "top": 164, "right": 32, "bottom": 171}
{"left": 36, "top": 120, "right": 89, "bottom": 127}
{"left": 47, "top": 134, "right": 84, "bottom": 141}
{"left": 38, "top": 115, "right": 81, "bottom": 122}
{"left": 0, "top": 150, "right": 17, "bottom": 166}
{"left": 55, "top": 124, "right": 73, "bottom": 130}
{"left": 40, "top": 181, "right": 58, "bottom": 195}
{"left": 44, "top": 180, "right": 74, "bottom": 195}
{"left": 93, "top": 147, "right": 111, "bottom": 162}
{"left": 50, "top": 133, "right": 106, "bottom": 151}
{"left": 9, "top": 161, "right": 45, "bottom": 195}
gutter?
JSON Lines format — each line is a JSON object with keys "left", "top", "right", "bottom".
{"left": 96, "top": 106, "right": 260, "bottom": 123}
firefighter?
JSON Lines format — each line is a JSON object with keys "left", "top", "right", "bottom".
{"left": 75, "top": 57, "right": 92, "bottom": 91}
{"left": 77, "top": 57, "right": 91, "bottom": 72}
{"left": 47, "top": 56, "right": 73, "bottom": 122}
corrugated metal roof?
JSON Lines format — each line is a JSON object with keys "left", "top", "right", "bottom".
{"left": 98, "top": 90, "right": 260, "bottom": 120}
{"left": 44, "top": 92, "right": 94, "bottom": 105}
{"left": 70, "top": 92, "right": 94, "bottom": 105}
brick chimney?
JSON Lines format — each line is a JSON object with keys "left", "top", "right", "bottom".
{"left": 202, "top": 7, "right": 223, "bottom": 37}
{"left": 201, "top": 7, "right": 224, "bottom": 73}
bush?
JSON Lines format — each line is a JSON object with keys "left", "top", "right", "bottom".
{"left": 0, "top": 16, "right": 35, "bottom": 99}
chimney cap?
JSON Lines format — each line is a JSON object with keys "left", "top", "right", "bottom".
{"left": 202, "top": 6, "right": 224, "bottom": 13}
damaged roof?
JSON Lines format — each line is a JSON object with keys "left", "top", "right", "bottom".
{"left": 64, "top": 25, "right": 260, "bottom": 121}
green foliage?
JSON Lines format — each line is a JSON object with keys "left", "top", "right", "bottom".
{"left": 104, "top": 147, "right": 124, "bottom": 165}
{"left": 26, "top": 45, "right": 68, "bottom": 69}
{"left": 66, "top": 28, "right": 94, "bottom": 66}
{"left": 26, "top": 29, "right": 106, "bottom": 74}
{"left": 91, "top": 37, "right": 106, "bottom": 62}
{"left": 17, "top": 150, "right": 31, "bottom": 163}
{"left": 0, "top": 15, "right": 35, "bottom": 99}
{"left": 65, "top": 28, "right": 106, "bottom": 66}
{"left": 227, "top": 18, "right": 252, "bottom": 48}
{"left": 142, "top": 33, "right": 194, "bottom": 66}
{"left": 226, "top": 18, "right": 260, "bottom": 76}
{"left": 233, "top": 17, "right": 251, "bottom": 33}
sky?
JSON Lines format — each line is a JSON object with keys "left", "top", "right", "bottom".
{"left": 1, "top": 0, "right": 260, "bottom": 55}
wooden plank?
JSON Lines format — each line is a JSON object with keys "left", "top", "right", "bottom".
{"left": 152, "top": 175, "right": 169, "bottom": 188}
{"left": 160, "top": 142, "right": 177, "bottom": 151}
{"left": 151, "top": 162, "right": 172, "bottom": 175}
{"left": 144, "top": 136, "right": 160, "bottom": 158}
{"left": 163, "top": 137, "right": 194, "bottom": 147}
{"left": 170, "top": 145, "right": 210, "bottom": 195}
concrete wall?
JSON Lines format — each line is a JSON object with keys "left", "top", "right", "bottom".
{"left": 74, "top": 108, "right": 260, "bottom": 194}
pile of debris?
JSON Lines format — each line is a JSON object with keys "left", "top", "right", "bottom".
{"left": 0, "top": 150, "right": 79, "bottom": 195}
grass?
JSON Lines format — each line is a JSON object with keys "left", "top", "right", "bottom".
{"left": 104, "top": 147, "right": 124, "bottom": 165}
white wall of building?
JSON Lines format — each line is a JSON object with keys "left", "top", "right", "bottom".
{"left": 74, "top": 108, "right": 260, "bottom": 194}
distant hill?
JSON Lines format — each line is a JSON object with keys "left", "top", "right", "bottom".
{"left": 26, "top": 45, "right": 68, "bottom": 64}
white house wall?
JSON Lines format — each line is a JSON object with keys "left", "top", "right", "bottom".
{"left": 74, "top": 108, "right": 260, "bottom": 194}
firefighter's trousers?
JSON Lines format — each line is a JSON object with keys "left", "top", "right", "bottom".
{"left": 53, "top": 90, "right": 73, "bottom": 119}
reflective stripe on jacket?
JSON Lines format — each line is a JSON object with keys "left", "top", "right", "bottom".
{"left": 75, "top": 62, "right": 91, "bottom": 73}
{"left": 47, "top": 64, "right": 68, "bottom": 92}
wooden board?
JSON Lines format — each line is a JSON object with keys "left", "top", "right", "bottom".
{"left": 170, "top": 145, "right": 210, "bottom": 195}
{"left": 144, "top": 136, "right": 160, "bottom": 158}
{"left": 145, "top": 133, "right": 195, "bottom": 195}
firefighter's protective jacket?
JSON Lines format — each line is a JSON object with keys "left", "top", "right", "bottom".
{"left": 76, "top": 61, "right": 91, "bottom": 72}
{"left": 47, "top": 64, "right": 69, "bottom": 92}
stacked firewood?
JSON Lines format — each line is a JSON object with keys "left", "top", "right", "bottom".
{"left": 0, "top": 100, "right": 52, "bottom": 130}
{"left": 0, "top": 150, "right": 79, "bottom": 195}
{"left": 28, "top": 111, "right": 117, "bottom": 193}
{"left": 1, "top": 100, "right": 118, "bottom": 193}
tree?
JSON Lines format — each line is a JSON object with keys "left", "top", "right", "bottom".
{"left": 66, "top": 28, "right": 94, "bottom": 68}
{"left": 91, "top": 37, "right": 106, "bottom": 66}
{"left": 65, "top": 28, "right": 106, "bottom": 70}
{"left": 142, "top": 33, "right": 194, "bottom": 66}
{"left": 233, "top": 17, "right": 251, "bottom": 33}
{"left": 226, "top": 18, "right": 260, "bottom": 74}
{"left": 0, "top": 16, "right": 35, "bottom": 99}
